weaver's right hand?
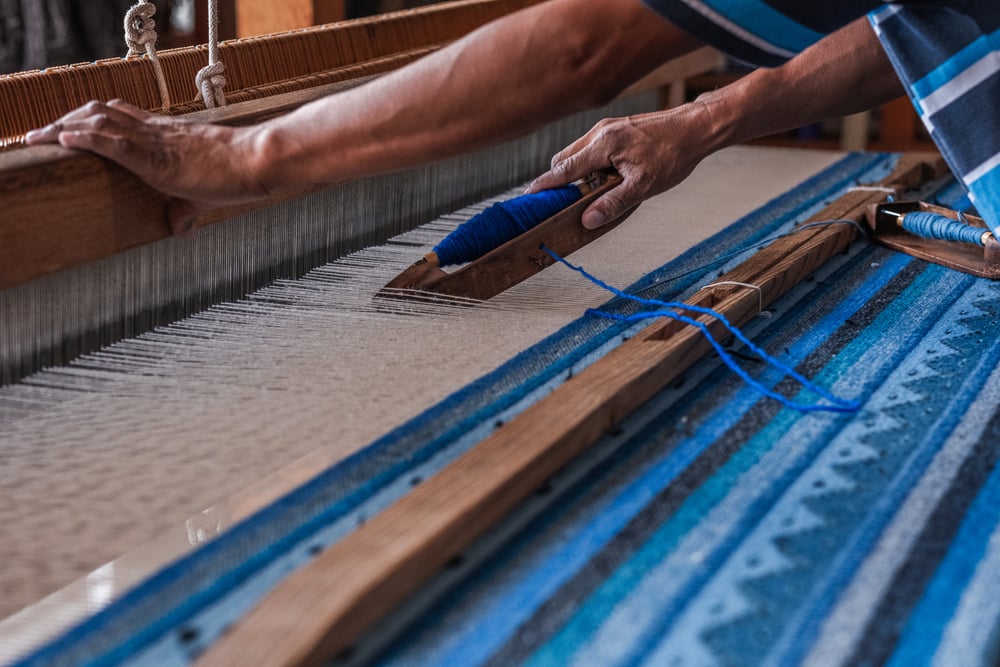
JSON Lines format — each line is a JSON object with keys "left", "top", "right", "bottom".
{"left": 525, "top": 100, "right": 723, "bottom": 231}
{"left": 25, "top": 99, "right": 271, "bottom": 236}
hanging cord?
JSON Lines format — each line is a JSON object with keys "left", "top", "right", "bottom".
{"left": 539, "top": 238, "right": 861, "bottom": 414}
{"left": 195, "top": 0, "right": 226, "bottom": 108}
{"left": 124, "top": 1, "right": 171, "bottom": 110}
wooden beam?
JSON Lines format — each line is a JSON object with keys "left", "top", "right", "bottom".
{"left": 194, "top": 152, "right": 946, "bottom": 667}
{"left": 0, "top": 74, "right": 377, "bottom": 291}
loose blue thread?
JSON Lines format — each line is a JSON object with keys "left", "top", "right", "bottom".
{"left": 902, "top": 211, "right": 986, "bottom": 246}
{"left": 540, "top": 245, "right": 860, "bottom": 414}
{"left": 433, "top": 185, "right": 582, "bottom": 266}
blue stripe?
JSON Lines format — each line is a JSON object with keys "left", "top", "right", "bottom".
{"left": 886, "top": 446, "right": 1000, "bottom": 666}
{"left": 910, "top": 30, "right": 1000, "bottom": 101}
{"left": 968, "top": 161, "right": 1000, "bottom": 236}
{"left": 694, "top": 0, "right": 824, "bottom": 53}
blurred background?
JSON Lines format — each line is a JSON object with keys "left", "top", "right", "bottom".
{"left": 0, "top": 0, "right": 438, "bottom": 74}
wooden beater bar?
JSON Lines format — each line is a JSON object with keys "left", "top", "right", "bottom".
{"left": 194, "top": 152, "right": 947, "bottom": 667}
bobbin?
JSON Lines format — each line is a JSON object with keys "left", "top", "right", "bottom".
{"left": 865, "top": 200, "right": 1000, "bottom": 279}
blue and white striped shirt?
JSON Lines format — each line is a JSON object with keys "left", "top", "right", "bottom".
{"left": 643, "top": 0, "right": 1000, "bottom": 233}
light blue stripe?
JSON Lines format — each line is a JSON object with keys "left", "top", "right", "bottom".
{"left": 696, "top": 0, "right": 824, "bottom": 53}
{"left": 968, "top": 161, "right": 1000, "bottom": 236}
{"left": 910, "top": 31, "right": 1000, "bottom": 100}
{"left": 886, "top": 437, "right": 1000, "bottom": 666}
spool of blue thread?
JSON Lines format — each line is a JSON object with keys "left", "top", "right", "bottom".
{"left": 433, "top": 185, "right": 583, "bottom": 266}
{"left": 900, "top": 211, "right": 989, "bottom": 246}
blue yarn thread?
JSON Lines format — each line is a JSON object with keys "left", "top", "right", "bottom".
{"left": 540, "top": 245, "right": 860, "bottom": 414}
{"left": 433, "top": 185, "right": 583, "bottom": 266}
{"left": 902, "top": 211, "right": 986, "bottom": 246}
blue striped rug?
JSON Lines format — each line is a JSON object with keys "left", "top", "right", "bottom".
{"left": 17, "top": 153, "right": 1000, "bottom": 666}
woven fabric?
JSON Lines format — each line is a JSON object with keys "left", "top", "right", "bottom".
{"left": 17, "top": 154, "right": 1000, "bottom": 666}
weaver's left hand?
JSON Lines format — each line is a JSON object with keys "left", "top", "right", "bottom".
{"left": 25, "top": 99, "right": 271, "bottom": 236}
{"left": 526, "top": 102, "right": 718, "bottom": 229}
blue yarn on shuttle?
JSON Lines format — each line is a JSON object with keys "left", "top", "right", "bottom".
{"left": 902, "top": 212, "right": 986, "bottom": 246}
{"left": 433, "top": 185, "right": 583, "bottom": 266}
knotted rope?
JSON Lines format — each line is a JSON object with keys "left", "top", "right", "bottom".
{"left": 124, "top": 1, "right": 171, "bottom": 109}
{"left": 195, "top": 0, "right": 226, "bottom": 108}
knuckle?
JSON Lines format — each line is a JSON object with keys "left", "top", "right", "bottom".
{"left": 551, "top": 156, "right": 573, "bottom": 177}
{"left": 110, "top": 135, "right": 132, "bottom": 154}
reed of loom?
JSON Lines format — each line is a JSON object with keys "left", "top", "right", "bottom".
{"left": 0, "top": 0, "right": 722, "bottom": 386}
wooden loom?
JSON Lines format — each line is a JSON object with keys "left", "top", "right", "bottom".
{"left": 182, "top": 152, "right": 948, "bottom": 667}
{"left": 0, "top": 1, "right": 731, "bottom": 657}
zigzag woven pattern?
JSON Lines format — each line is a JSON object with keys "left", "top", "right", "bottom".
{"left": 15, "top": 155, "right": 1000, "bottom": 666}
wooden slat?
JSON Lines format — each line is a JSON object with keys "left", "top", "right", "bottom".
{"left": 194, "top": 152, "right": 946, "bottom": 667}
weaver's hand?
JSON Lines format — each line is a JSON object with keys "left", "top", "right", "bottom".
{"left": 25, "top": 100, "right": 269, "bottom": 235}
{"left": 526, "top": 102, "right": 719, "bottom": 229}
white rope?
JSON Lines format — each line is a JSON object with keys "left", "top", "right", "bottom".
{"left": 845, "top": 185, "right": 898, "bottom": 194}
{"left": 195, "top": 0, "right": 226, "bottom": 108}
{"left": 124, "top": 1, "right": 171, "bottom": 109}
{"left": 699, "top": 280, "right": 764, "bottom": 314}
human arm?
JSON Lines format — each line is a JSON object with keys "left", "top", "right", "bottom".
{"left": 24, "top": 0, "right": 700, "bottom": 233}
{"left": 528, "top": 17, "right": 905, "bottom": 228}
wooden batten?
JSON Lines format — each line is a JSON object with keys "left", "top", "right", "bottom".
{"left": 193, "top": 153, "right": 947, "bottom": 667}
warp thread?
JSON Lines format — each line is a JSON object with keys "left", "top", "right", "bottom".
{"left": 541, "top": 245, "right": 860, "bottom": 414}
{"left": 901, "top": 211, "right": 987, "bottom": 246}
{"left": 433, "top": 185, "right": 582, "bottom": 266}
{"left": 123, "top": 2, "right": 171, "bottom": 109}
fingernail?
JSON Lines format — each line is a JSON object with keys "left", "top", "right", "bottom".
{"left": 582, "top": 211, "right": 606, "bottom": 229}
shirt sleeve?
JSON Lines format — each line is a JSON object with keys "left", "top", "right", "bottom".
{"left": 640, "top": 0, "right": 883, "bottom": 66}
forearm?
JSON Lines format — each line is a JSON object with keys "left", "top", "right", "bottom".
{"left": 251, "top": 0, "right": 700, "bottom": 192}
{"left": 696, "top": 17, "right": 903, "bottom": 156}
